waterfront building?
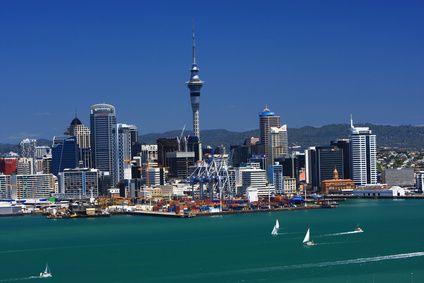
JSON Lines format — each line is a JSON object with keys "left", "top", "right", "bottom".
{"left": 350, "top": 118, "right": 377, "bottom": 186}
{"left": 90, "top": 103, "right": 117, "bottom": 184}
{"left": 283, "top": 177, "right": 297, "bottom": 196}
{"left": 270, "top": 162, "right": 284, "bottom": 194}
{"left": 241, "top": 168, "right": 267, "bottom": 193}
{"left": 0, "top": 175, "right": 11, "bottom": 199}
{"left": 353, "top": 186, "right": 405, "bottom": 197}
{"left": 11, "top": 174, "right": 56, "bottom": 199}
{"left": 330, "top": 139, "right": 352, "bottom": 179}
{"left": 416, "top": 171, "right": 424, "bottom": 193}
{"left": 59, "top": 168, "right": 99, "bottom": 199}
{"left": 186, "top": 29, "right": 203, "bottom": 140}
{"left": 382, "top": 168, "right": 415, "bottom": 187}
{"left": 115, "top": 123, "right": 134, "bottom": 184}
{"left": 0, "top": 158, "right": 17, "bottom": 175}
{"left": 66, "top": 116, "right": 92, "bottom": 168}
{"left": 17, "top": 157, "right": 34, "bottom": 175}
{"left": 321, "top": 168, "right": 355, "bottom": 195}
{"left": 51, "top": 136, "right": 79, "bottom": 176}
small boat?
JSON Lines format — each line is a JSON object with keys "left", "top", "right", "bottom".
{"left": 303, "top": 228, "right": 315, "bottom": 246}
{"left": 271, "top": 219, "right": 280, "bottom": 236}
{"left": 39, "top": 263, "right": 52, "bottom": 278}
{"left": 355, "top": 227, "right": 364, "bottom": 233}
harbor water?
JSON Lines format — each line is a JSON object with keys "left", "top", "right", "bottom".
{"left": 0, "top": 199, "right": 423, "bottom": 282}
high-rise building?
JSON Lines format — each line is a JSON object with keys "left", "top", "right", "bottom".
{"left": 141, "top": 145, "right": 158, "bottom": 163}
{"left": 51, "top": 136, "right": 79, "bottom": 176}
{"left": 0, "top": 158, "right": 17, "bottom": 175}
{"left": 20, "top": 138, "right": 37, "bottom": 173}
{"left": 128, "top": 125, "right": 140, "bottom": 158}
{"left": 20, "top": 138, "right": 37, "bottom": 158}
{"left": 0, "top": 175, "right": 12, "bottom": 199}
{"left": 17, "top": 158, "right": 34, "bottom": 175}
{"left": 59, "top": 168, "right": 99, "bottom": 199}
{"left": 416, "top": 171, "right": 424, "bottom": 193}
{"left": 271, "top": 162, "right": 284, "bottom": 194}
{"left": 66, "top": 116, "right": 92, "bottom": 168}
{"left": 187, "top": 30, "right": 203, "bottom": 140}
{"left": 11, "top": 174, "right": 56, "bottom": 199}
{"left": 268, "top": 126, "right": 288, "bottom": 166}
{"left": 90, "top": 103, "right": 117, "bottom": 183}
{"left": 259, "top": 107, "right": 288, "bottom": 168}
{"left": 34, "top": 146, "right": 51, "bottom": 159}
{"left": 350, "top": 118, "right": 377, "bottom": 186}
{"left": 115, "top": 123, "right": 133, "bottom": 184}
{"left": 330, "top": 139, "right": 352, "bottom": 179}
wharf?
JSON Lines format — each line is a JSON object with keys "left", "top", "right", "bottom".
{"left": 329, "top": 195, "right": 424, "bottom": 199}
{"left": 127, "top": 204, "right": 327, "bottom": 218}
{"left": 128, "top": 211, "right": 193, "bottom": 218}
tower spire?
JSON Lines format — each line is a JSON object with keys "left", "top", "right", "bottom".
{"left": 192, "top": 22, "right": 197, "bottom": 66}
{"left": 350, "top": 114, "right": 354, "bottom": 128}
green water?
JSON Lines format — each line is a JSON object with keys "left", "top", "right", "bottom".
{"left": 0, "top": 199, "right": 423, "bottom": 282}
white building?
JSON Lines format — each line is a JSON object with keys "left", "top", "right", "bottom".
{"left": 241, "top": 168, "right": 267, "bottom": 191}
{"left": 353, "top": 186, "right": 405, "bottom": 197}
{"left": 284, "top": 177, "right": 297, "bottom": 196}
{"left": 350, "top": 118, "right": 377, "bottom": 186}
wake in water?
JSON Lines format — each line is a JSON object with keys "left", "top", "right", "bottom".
{"left": 0, "top": 276, "right": 40, "bottom": 282}
{"left": 323, "top": 230, "right": 364, "bottom": 237}
{"left": 149, "top": 251, "right": 424, "bottom": 282}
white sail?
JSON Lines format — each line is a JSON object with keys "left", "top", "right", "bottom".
{"left": 271, "top": 226, "right": 278, "bottom": 235}
{"left": 275, "top": 219, "right": 280, "bottom": 230}
{"left": 303, "top": 228, "right": 310, "bottom": 243}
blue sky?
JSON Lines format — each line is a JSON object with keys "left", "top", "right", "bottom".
{"left": 0, "top": 0, "right": 423, "bottom": 142}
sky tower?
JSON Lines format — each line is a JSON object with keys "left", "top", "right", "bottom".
{"left": 187, "top": 29, "right": 203, "bottom": 139}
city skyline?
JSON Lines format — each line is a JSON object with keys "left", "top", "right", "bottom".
{"left": 1, "top": 1, "right": 424, "bottom": 142}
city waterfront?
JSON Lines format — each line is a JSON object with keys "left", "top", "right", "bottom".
{"left": 0, "top": 199, "right": 423, "bottom": 282}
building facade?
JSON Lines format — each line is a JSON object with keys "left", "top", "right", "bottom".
{"left": 59, "top": 168, "right": 99, "bottom": 199}
{"left": 51, "top": 136, "right": 79, "bottom": 176}
{"left": 350, "top": 119, "right": 377, "bottom": 186}
{"left": 11, "top": 174, "right": 56, "bottom": 199}
{"left": 90, "top": 103, "right": 117, "bottom": 183}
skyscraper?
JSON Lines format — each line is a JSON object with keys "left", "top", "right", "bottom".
{"left": 350, "top": 117, "right": 377, "bottom": 186}
{"left": 259, "top": 107, "right": 288, "bottom": 168}
{"left": 115, "top": 123, "right": 134, "bottom": 184}
{"left": 51, "top": 136, "right": 79, "bottom": 176}
{"left": 187, "top": 30, "right": 203, "bottom": 140}
{"left": 90, "top": 103, "right": 117, "bottom": 184}
{"left": 66, "top": 116, "right": 92, "bottom": 168}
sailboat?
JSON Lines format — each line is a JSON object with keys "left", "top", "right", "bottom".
{"left": 39, "top": 263, "right": 52, "bottom": 278}
{"left": 303, "top": 228, "right": 314, "bottom": 246}
{"left": 271, "top": 219, "right": 280, "bottom": 236}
